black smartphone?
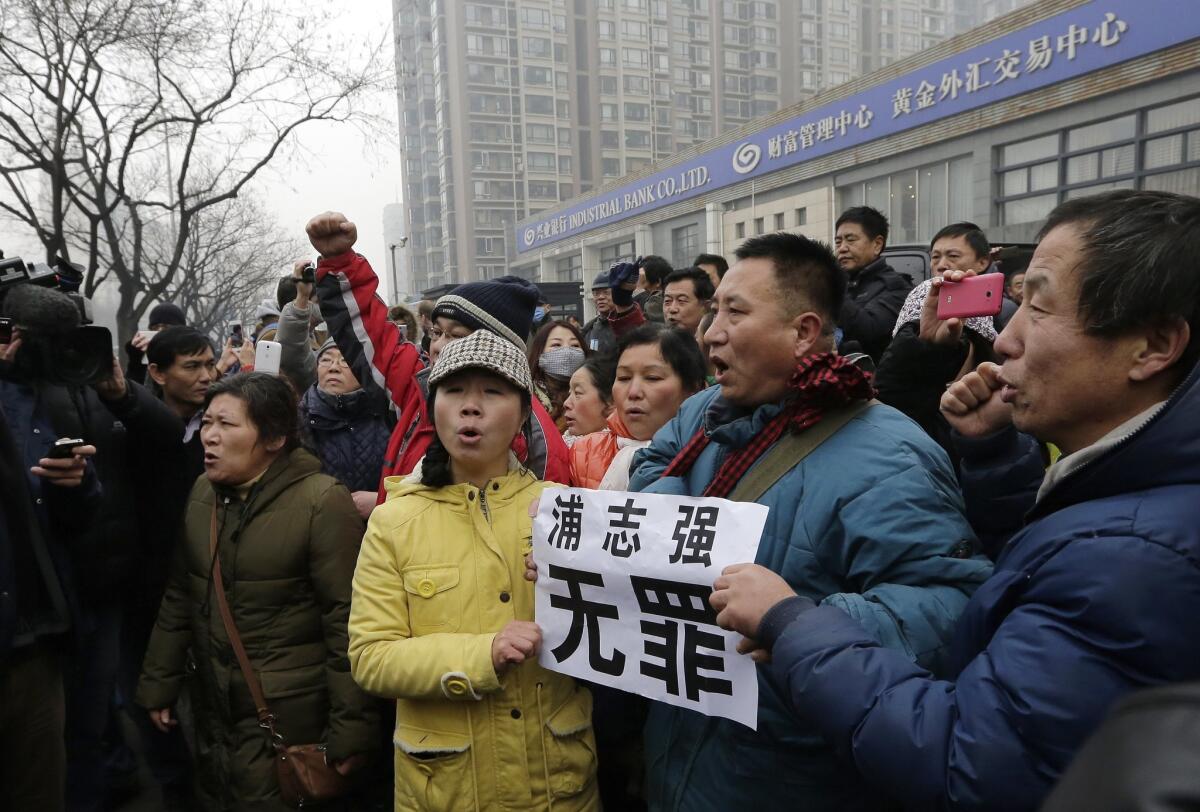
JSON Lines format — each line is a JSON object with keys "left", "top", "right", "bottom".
{"left": 0, "top": 317, "right": 12, "bottom": 344}
{"left": 230, "top": 323, "right": 243, "bottom": 348}
{"left": 48, "top": 437, "right": 85, "bottom": 459}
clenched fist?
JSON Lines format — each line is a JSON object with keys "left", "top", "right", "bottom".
{"left": 491, "top": 621, "right": 542, "bottom": 676}
{"left": 939, "top": 361, "right": 1013, "bottom": 438}
{"left": 306, "top": 212, "right": 358, "bottom": 259}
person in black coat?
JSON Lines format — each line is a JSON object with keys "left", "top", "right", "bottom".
{"left": 833, "top": 206, "right": 913, "bottom": 362}
{"left": 0, "top": 286, "right": 102, "bottom": 812}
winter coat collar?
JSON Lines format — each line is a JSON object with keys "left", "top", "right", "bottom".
{"left": 209, "top": 448, "right": 322, "bottom": 514}
{"left": 302, "top": 384, "right": 384, "bottom": 427}
{"left": 701, "top": 389, "right": 786, "bottom": 447}
{"left": 1030, "top": 361, "right": 1200, "bottom": 520}
{"left": 848, "top": 256, "right": 891, "bottom": 286}
{"left": 384, "top": 452, "right": 535, "bottom": 507}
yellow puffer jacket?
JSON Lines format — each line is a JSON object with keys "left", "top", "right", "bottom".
{"left": 349, "top": 461, "right": 600, "bottom": 812}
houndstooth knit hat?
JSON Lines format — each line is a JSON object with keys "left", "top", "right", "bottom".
{"left": 428, "top": 329, "right": 533, "bottom": 395}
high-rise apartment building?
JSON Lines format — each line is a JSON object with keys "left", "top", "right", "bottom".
{"left": 393, "top": 0, "right": 975, "bottom": 290}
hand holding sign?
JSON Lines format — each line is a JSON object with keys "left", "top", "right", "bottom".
{"left": 533, "top": 487, "right": 767, "bottom": 729}
{"left": 710, "top": 564, "right": 800, "bottom": 665}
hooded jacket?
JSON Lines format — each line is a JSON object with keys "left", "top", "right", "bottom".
{"left": 136, "top": 449, "right": 378, "bottom": 811}
{"left": 313, "top": 251, "right": 570, "bottom": 499}
{"left": 348, "top": 462, "right": 599, "bottom": 811}
{"left": 762, "top": 361, "right": 1200, "bottom": 810}
{"left": 627, "top": 386, "right": 991, "bottom": 811}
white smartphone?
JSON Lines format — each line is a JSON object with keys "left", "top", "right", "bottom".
{"left": 254, "top": 340, "right": 282, "bottom": 375}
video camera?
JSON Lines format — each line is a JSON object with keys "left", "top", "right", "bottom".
{"left": 0, "top": 252, "right": 113, "bottom": 386}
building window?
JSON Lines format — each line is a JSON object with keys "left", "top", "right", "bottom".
{"left": 753, "top": 217, "right": 764, "bottom": 235}
{"left": 519, "top": 7, "right": 551, "bottom": 28}
{"left": 527, "top": 123, "right": 555, "bottom": 144}
{"left": 735, "top": 221, "right": 745, "bottom": 239}
{"left": 795, "top": 207, "right": 807, "bottom": 226}
{"left": 600, "top": 240, "right": 637, "bottom": 267}
{"left": 671, "top": 224, "right": 700, "bottom": 267}
{"left": 837, "top": 155, "right": 972, "bottom": 244}
{"left": 527, "top": 152, "right": 557, "bottom": 172}
{"left": 556, "top": 254, "right": 583, "bottom": 282}
{"left": 525, "top": 95, "right": 555, "bottom": 115}
{"left": 994, "top": 99, "right": 1200, "bottom": 231}
{"left": 773, "top": 212, "right": 785, "bottom": 230}
{"left": 625, "top": 130, "right": 651, "bottom": 149}
{"left": 522, "top": 37, "right": 552, "bottom": 58}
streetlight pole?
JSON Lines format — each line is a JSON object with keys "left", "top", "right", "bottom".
{"left": 388, "top": 237, "right": 408, "bottom": 300}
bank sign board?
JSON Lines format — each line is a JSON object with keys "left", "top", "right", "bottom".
{"left": 516, "top": 0, "right": 1200, "bottom": 254}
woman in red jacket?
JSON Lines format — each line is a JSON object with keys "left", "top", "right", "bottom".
{"left": 305, "top": 212, "right": 571, "bottom": 500}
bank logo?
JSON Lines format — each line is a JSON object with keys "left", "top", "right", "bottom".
{"left": 524, "top": 227, "right": 536, "bottom": 246}
{"left": 732, "top": 142, "right": 761, "bottom": 174}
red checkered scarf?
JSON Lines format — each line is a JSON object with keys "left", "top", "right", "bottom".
{"left": 661, "top": 352, "right": 876, "bottom": 499}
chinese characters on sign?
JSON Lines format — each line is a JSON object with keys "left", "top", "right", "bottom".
{"left": 534, "top": 488, "right": 768, "bottom": 729}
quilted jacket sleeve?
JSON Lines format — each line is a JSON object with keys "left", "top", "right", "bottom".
{"left": 953, "top": 425, "right": 1044, "bottom": 560}
{"left": 814, "top": 449, "right": 992, "bottom": 673}
{"left": 766, "top": 531, "right": 1200, "bottom": 811}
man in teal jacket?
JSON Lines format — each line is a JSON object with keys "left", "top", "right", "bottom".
{"left": 628, "top": 232, "right": 991, "bottom": 811}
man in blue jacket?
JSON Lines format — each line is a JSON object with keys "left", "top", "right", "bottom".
{"left": 710, "top": 189, "right": 1200, "bottom": 810}
{"left": 628, "top": 232, "right": 992, "bottom": 811}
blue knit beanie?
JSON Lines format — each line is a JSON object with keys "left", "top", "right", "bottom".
{"left": 431, "top": 275, "right": 539, "bottom": 350}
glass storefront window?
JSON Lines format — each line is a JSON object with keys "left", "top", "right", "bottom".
{"left": 1001, "top": 133, "right": 1057, "bottom": 167}
{"left": 917, "top": 162, "right": 946, "bottom": 242}
{"left": 1066, "top": 153, "right": 1097, "bottom": 185}
{"left": 1099, "top": 145, "right": 1134, "bottom": 178}
{"left": 1147, "top": 98, "right": 1200, "bottom": 134}
{"left": 1029, "top": 161, "right": 1058, "bottom": 191}
{"left": 1003, "top": 193, "right": 1057, "bottom": 226}
{"left": 889, "top": 169, "right": 917, "bottom": 244}
{"left": 1143, "top": 167, "right": 1200, "bottom": 194}
{"left": 948, "top": 156, "right": 972, "bottom": 222}
{"left": 1067, "top": 114, "right": 1135, "bottom": 151}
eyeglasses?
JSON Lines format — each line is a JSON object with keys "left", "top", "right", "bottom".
{"left": 317, "top": 354, "right": 349, "bottom": 368}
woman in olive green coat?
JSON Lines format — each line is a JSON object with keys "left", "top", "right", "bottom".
{"left": 137, "top": 373, "right": 378, "bottom": 810}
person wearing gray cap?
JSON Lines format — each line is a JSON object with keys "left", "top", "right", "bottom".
{"left": 581, "top": 270, "right": 616, "bottom": 354}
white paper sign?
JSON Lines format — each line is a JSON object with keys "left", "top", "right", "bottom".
{"left": 533, "top": 487, "right": 768, "bottom": 729}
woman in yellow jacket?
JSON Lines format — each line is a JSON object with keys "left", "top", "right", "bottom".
{"left": 348, "top": 329, "right": 600, "bottom": 811}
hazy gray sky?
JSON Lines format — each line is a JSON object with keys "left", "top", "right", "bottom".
{"left": 3, "top": 0, "right": 402, "bottom": 306}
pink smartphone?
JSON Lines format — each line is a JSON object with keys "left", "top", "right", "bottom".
{"left": 937, "top": 274, "right": 1004, "bottom": 320}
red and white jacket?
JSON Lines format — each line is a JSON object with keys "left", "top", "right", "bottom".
{"left": 315, "top": 251, "right": 570, "bottom": 501}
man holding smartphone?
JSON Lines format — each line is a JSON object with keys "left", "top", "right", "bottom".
{"left": 874, "top": 222, "right": 999, "bottom": 466}
{"left": 0, "top": 285, "right": 101, "bottom": 812}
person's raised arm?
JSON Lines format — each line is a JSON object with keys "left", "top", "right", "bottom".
{"left": 276, "top": 259, "right": 319, "bottom": 392}
{"left": 307, "top": 212, "right": 422, "bottom": 413}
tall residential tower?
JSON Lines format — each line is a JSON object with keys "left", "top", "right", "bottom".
{"left": 393, "top": 0, "right": 976, "bottom": 290}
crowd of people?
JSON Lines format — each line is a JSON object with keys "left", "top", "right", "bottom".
{"left": 1, "top": 188, "right": 1198, "bottom": 812}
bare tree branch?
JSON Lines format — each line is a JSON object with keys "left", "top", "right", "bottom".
{"left": 0, "top": 0, "right": 388, "bottom": 345}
